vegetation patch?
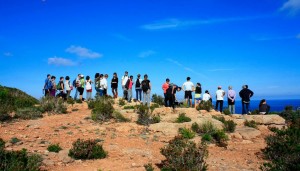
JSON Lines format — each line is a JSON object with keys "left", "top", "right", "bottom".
{"left": 160, "top": 136, "right": 208, "bottom": 171}
{"left": 47, "top": 144, "right": 62, "bottom": 153}
{"left": 123, "top": 105, "right": 135, "bottom": 110}
{"left": 15, "top": 107, "right": 43, "bottom": 120}
{"left": 118, "top": 98, "right": 126, "bottom": 106}
{"left": 136, "top": 105, "right": 160, "bottom": 125}
{"left": 244, "top": 120, "right": 258, "bottom": 129}
{"left": 176, "top": 113, "right": 191, "bottom": 123}
{"left": 144, "top": 163, "right": 154, "bottom": 171}
{"left": 222, "top": 108, "right": 231, "bottom": 115}
{"left": 68, "top": 139, "right": 107, "bottom": 160}
{"left": 112, "top": 111, "right": 130, "bottom": 122}
{"left": 151, "top": 94, "right": 164, "bottom": 106}
{"left": 223, "top": 120, "right": 237, "bottom": 133}
{"left": 39, "top": 96, "right": 67, "bottom": 114}
{"left": 179, "top": 128, "right": 196, "bottom": 139}
{"left": 91, "top": 97, "right": 114, "bottom": 122}
{"left": 196, "top": 100, "right": 213, "bottom": 112}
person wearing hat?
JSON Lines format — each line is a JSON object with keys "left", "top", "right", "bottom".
{"left": 215, "top": 86, "right": 225, "bottom": 113}
{"left": 227, "top": 86, "right": 236, "bottom": 114}
{"left": 135, "top": 74, "right": 142, "bottom": 101}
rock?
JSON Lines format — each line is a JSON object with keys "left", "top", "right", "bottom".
{"left": 58, "top": 149, "right": 74, "bottom": 164}
{"left": 15, "top": 141, "right": 23, "bottom": 145}
{"left": 236, "top": 127, "right": 261, "bottom": 140}
{"left": 152, "top": 107, "right": 173, "bottom": 115}
{"left": 39, "top": 144, "right": 46, "bottom": 147}
{"left": 17, "top": 127, "right": 25, "bottom": 130}
{"left": 244, "top": 115, "right": 285, "bottom": 125}
{"left": 43, "top": 159, "right": 55, "bottom": 166}
{"left": 5, "top": 142, "right": 12, "bottom": 147}
{"left": 230, "top": 133, "right": 242, "bottom": 139}
{"left": 241, "top": 140, "right": 253, "bottom": 144}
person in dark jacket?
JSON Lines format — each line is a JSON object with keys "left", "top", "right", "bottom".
{"left": 239, "top": 85, "right": 254, "bottom": 115}
{"left": 259, "top": 99, "right": 270, "bottom": 114}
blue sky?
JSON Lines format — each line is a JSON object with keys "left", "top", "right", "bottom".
{"left": 0, "top": 0, "right": 300, "bottom": 100}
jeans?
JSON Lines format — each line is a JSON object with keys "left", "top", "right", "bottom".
{"left": 215, "top": 100, "right": 224, "bottom": 112}
{"left": 112, "top": 87, "right": 118, "bottom": 98}
{"left": 86, "top": 91, "right": 92, "bottom": 101}
{"left": 164, "top": 93, "right": 168, "bottom": 107}
{"left": 95, "top": 87, "right": 101, "bottom": 97}
{"left": 74, "top": 88, "right": 78, "bottom": 100}
{"left": 127, "top": 89, "right": 132, "bottom": 102}
{"left": 99, "top": 89, "right": 104, "bottom": 97}
{"left": 122, "top": 85, "right": 127, "bottom": 99}
{"left": 135, "top": 89, "right": 142, "bottom": 101}
{"left": 242, "top": 102, "right": 250, "bottom": 114}
{"left": 228, "top": 105, "right": 235, "bottom": 114}
{"left": 143, "top": 90, "right": 151, "bottom": 107}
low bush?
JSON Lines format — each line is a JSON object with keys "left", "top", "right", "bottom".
{"left": 76, "top": 99, "right": 82, "bottom": 103}
{"left": 151, "top": 94, "right": 164, "bottom": 106}
{"left": 191, "top": 122, "right": 201, "bottom": 133}
{"left": 176, "top": 113, "right": 191, "bottom": 123}
{"left": 223, "top": 120, "right": 237, "bottom": 133}
{"left": 261, "top": 126, "right": 300, "bottom": 170}
{"left": 199, "top": 121, "right": 217, "bottom": 134}
{"left": 15, "top": 107, "right": 43, "bottom": 120}
{"left": 196, "top": 100, "right": 213, "bottom": 112}
{"left": 91, "top": 97, "right": 114, "bottom": 122}
{"left": 150, "top": 103, "right": 160, "bottom": 113}
{"left": 0, "top": 138, "right": 42, "bottom": 171}
{"left": 160, "top": 136, "right": 208, "bottom": 171}
{"left": 118, "top": 98, "right": 126, "bottom": 106}
{"left": 136, "top": 105, "right": 160, "bottom": 125}
{"left": 152, "top": 114, "right": 161, "bottom": 124}
{"left": 212, "top": 115, "right": 225, "bottom": 123}
{"left": 87, "top": 100, "right": 96, "bottom": 109}
{"left": 244, "top": 120, "right": 258, "bottom": 129}
{"left": 179, "top": 128, "right": 195, "bottom": 139}
{"left": 47, "top": 144, "right": 62, "bottom": 153}
{"left": 212, "top": 130, "right": 228, "bottom": 147}
{"left": 40, "top": 96, "right": 67, "bottom": 114}
{"left": 68, "top": 139, "right": 107, "bottom": 160}
{"left": 10, "top": 137, "right": 21, "bottom": 144}
{"left": 279, "top": 105, "right": 300, "bottom": 126}
{"left": 66, "top": 97, "right": 75, "bottom": 105}
{"left": 0, "top": 113, "right": 12, "bottom": 122}
{"left": 201, "top": 133, "right": 213, "bottom": 143}
{"left": 251, "top": 109, "right": 259, "bottom": 115}
{"left": 123, "top": 105, "right": 135, "bottom": 110}
{"left": 222, "top": 108, "right": 231, "bottom": 115}
{"left": 144, "top": 163, "right": 154, "bottom": 171}
{"left": 112, "top": 111, "right": 130, "bottom": 122}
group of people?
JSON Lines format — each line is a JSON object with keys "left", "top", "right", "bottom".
{"left": 43, "top": 72, "right": 269, "bottom": 115}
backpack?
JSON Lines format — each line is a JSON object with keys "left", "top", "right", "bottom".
{"left": 136, "top": 79, "right": 141, "bottom": 88}
{"left": 56, "top": 82, "right": 61, "bottom": 90}
{"left": 72, "top": 79, "right": 76, "bottom": 87}
{"left": 142, "top": 80, "right": 149, "bottom": 92}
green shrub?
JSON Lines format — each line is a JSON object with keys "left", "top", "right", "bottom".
{"left": 196, "top": 100, "right": 213, "bottom": 112}
{"left": 91, "top": 97, "right": 114, "bottom": 122}
{"left": 251, "top": 109, "right": 259, "bottom": 115}
{"left": 0, "top": 113, "right": 12, "bottom": 122}
{"left": 151, "top": 94, "right": 164, "bottom": 106}
{"left": 176, "top": 113, "right": 191, "bottom": 123}
{"left": 10, "top": 137, "right": 21, "bottom": 144}
{"left": 261, "top": 126, "right": 300, "bottom": 170}
{"left": 76, "top": 99, "right": 82, "bottom": 103}
{"left": 144, "top": 163, "right": 154, "bottom": 171}
{"left": 244, "top": 120, "right": 258, "bottom": 129}
{"left": 212, "top": 130, "right": 228, "bottom": 147}
{"left": 201, "top": 133, "right": 213, "bottom": 143}
{"left": 191, "top": 122, "right": 201, "bottom": 133}
{"left": 87, "top": 100, "right": 96, "bottom": 109}
{"left": 199, "top": 121, "right": 217, "bottom": 134}
{"left": 47, "top": 144, "right": 62, "bottom": 153}
{"left": 118, "top": 98, "right": 126, "bottom": 106}
{"left": 222, "top": 108, "right": 231, "bottom": 115}
{"left": 68, "top": 139, "right": 107, "bottom": 160}
{"left": 112, "top": 111, "right": 130, "bottom": 122}
{"left": 123, "top": 105, "right": 135, "bottom": 110}
{"left": 280, "top": 106, "right": 300, "bottom": 126}
{"left": 66, "top": 97, "right": 75, "bottom": 105}
{"left": 179, "top": 128, "right": 195, "bottom": 139}
{"left": 0, "top": 138, "right": 42, "bottom": 171}
{"left": 150, "top": 103, "right": 160, "bottom": 113}
{"left": 40, "top": 96, "right": 67, "bottom": 114}
{"left": 223, "top": 120, "right": 237, "bottom": 133}
{"left": 136, "top": 105, "right": 160, "bottom": 125}
{"left": 160, "top": 136, "right": 208, "bottom": 171}
{"left": 212, "top": 115, "right": 225, "bottom": 123}
{"left": 15, "top": 107, "right": 43, "bottom": 120}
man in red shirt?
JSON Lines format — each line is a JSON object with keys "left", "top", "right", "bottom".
{"left": 162, "top": 78, "right": 170, "bottom": 107}
{"left": 125, "top": 75, "right": 134, "bottom": 102}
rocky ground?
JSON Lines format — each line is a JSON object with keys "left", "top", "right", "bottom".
{"left": 0, "top": 99, "right": 286, "bottom": 171}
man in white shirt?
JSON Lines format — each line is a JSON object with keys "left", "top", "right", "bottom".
{"left": 182, "top": 77, "right": 194, "bottom": 107}
{"left": 121, "top": 71, "right": 129, "bottom": 100}
{"left": 215, "top": 86, "right": 225, "bottom": 113}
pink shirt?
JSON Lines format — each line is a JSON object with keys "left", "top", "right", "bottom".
{"left": 128, "top": 80, "right": 133, "bottom": 89}
{"left": 162, "top": 83, "right": 169, "bottom": 94}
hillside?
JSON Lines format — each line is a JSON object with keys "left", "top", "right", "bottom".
{"left": 0, "top": 97, "right": 287, "bottom": 171}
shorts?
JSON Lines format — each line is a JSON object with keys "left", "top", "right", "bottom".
{"left": 195, "top": 94, "right": 201, "bottom": 101}
{"left": 77, "top": 87, "right": 84, "bottom": 95}
{"left": 195, "top": 98, "right": 202, "bottom": 101}
{"left": 184, "top": 91, "right": 192, "bottom": 99}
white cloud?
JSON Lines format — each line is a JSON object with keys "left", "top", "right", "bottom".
{"left": 166, "top": 58, "right": 207, "bottom": 78}
{"left": 280, "top": 0, "right": 300, "bottom": 15}
{"left": 208, "top": 68, "right": 235, "bottom": 72}
{"left": 166, "top": 58, "right": 183, "bottom": 67}
{"left": 3, "top": 52, "right": 13, "bottom": 57}
{"left": 141, "top": 16, "right": 268, "bottom": 30}
{"left": 138, "top": 50, "right": 156, "bottom": 58}
{"left": 48, "top": 57, "right": 77, "bottom": 66}
{"left": 66, "top": 45, "right": 102, "bottom": 58}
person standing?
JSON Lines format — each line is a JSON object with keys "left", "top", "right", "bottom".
{"left": 77, "top": 75, "right": 85, "bottom": 101}
{"left": 215, "top": 86, "right": 225, "bottom": 113}
{"left": 43, "top": 74, "right": 52, "bottom": 96}
{"left": 141, "top": 74, "right": 151, "bottom": 107}
{"left": 239, "top": 85, "right": 254, "bottom": 115}
{"left": 125, "top": 75, "right": 134, "bottom": 102}
{"left": 99, "top": 74, "right": 105, "bottom": 96}
{"left": 111, "top": 72, "right": 118, "bottom": 98}
{"left": 194, "top": 83, "right": 202, "bottom": 109}
{"left": 85, "top": 76, "right": 93, "bottom": 101}
{"left": 227, "top": 86, "right": 236, "bottom": 114}
{"left": 94, "top": 73, "right": 101, "bottom": 97}
{"left": 135, "top": 74, "right": 142, "bottom": 101}
{"left": 182, "top": 77, "right": 194, "bottom": 107}
{"left": 162, "top": 78, "right": 170, "bottom": 107}
{"left": 103, "top": 74, "right": 108, "bottom": 96}
{"left": 50, "top": 76, "right": 56, "bottom": 97}
{"left": 58, "top": 76, "right": 66, "bottom": 100}
{"left": 65, "top": 76, "right": 72, "bottom": 99}
{"left": 121, "top": 71, "right": 129, "bottom": 100}
{"left": 74, "top": 74, "right": 81, "bottom": 100}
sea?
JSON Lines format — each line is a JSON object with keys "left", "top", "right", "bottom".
{"left": 176, "top": 99, "right": 300, "bottom": 114}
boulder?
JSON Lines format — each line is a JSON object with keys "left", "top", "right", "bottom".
{"left": 236, "top": 127, "right": 261, "bottom": 140}
{"left": 58, "top": 149, "right": 74, "bottom": 164}
{"left": 244, "top": 115, "right": 285, "bottom": 125}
